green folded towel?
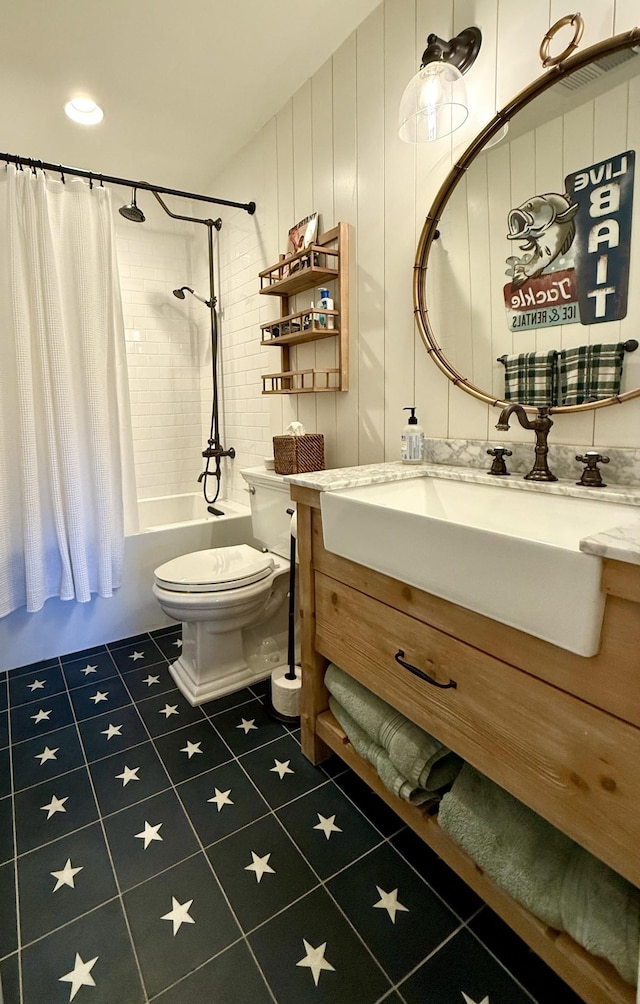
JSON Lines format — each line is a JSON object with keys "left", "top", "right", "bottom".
{"left": 438, "top": 763, "right": 571, "bottom": 930}
{"left": 559, "top": 342, "right": 625, "bottom": 405}
{"left": 325, "top": 663, "right": 463, "bottom": 792}
{"left": 439, "top": 764, "right": 640, "bottom": 985}
{"left": 561, "top": 847, "right": 640, "bottom": 987}
{"left": 502, "top": 349, "right": 559, "bottom": 407}
{"left": 329, "top": 698, "right": 433, "bottom": 806}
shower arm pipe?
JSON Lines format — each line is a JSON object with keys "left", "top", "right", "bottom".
{"left": 151, "top": 191, "right": 235, "bottom": 498}
{"left": 150, "top": 190, "right": 223, "bottom": 230}
{"left": 0, "top": 151, "right": 256, "bottom": 215}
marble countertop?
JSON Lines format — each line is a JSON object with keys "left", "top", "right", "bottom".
{"left": 285, "top": 461, "right": 640, "bottom": 566}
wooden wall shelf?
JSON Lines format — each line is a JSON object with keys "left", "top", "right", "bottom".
{"left": 259, "top": 223, "right": 349, "bottom": 395}
{"left": 260, "top": 308, "right": 339, "bottom": 346}
{"left": 261, "top": 368, "right": 341, "bottom": 394}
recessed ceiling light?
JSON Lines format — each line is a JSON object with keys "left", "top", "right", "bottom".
{"left": 64, "top": 97, "right": 104, "bottom": 126}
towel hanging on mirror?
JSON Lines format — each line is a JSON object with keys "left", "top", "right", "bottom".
{"left": 502, "top": 350, "right": 558, "bottom": 407}
{"left": 559, "top": 343, "right": 625, "bottom": 405}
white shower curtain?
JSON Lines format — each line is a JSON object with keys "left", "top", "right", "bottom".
{"left": 0, "top": 164, "right": 137, "bottom": 615}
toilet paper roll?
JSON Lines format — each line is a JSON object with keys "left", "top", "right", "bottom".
{"left": 290, "top": 510, "right": 298, "bottom": 542}
{"left": 271, "top": 663, "right": 301, "bottom": 718}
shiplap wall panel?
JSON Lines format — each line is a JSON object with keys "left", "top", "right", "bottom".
{"left": 275, "top": 102, "right": 298, "bottom": 432}
{"left": 487, "top": 141, "right": 530, "bottom": 445}
{"left": 261, "top": 117, "right": 285, "bottom": 452}
{"left": 486, "top": 144, "right": 527, "bottom": 432}
{"left": 550, "top": 0, "right": 612, "bottom": 50}
{"left": 594, "top": 70, "right": 640, "bottom": 446}
{"left": 356, "top": 6, "right": 386, "bottom": 464}
{"left": 589, "top": 83, "right": 626, "bottom": 350}
{"left": 454, "top": 0, "right": 498, "bottom": 135}
{"left": 383, "top": 0, "right": 418, "bottom": 459}
{"left": 458, "top": 0, "right": 500, "bottom": 437}
{"left": 292, "top": 80, "right": 317, "bottom": 436}
{"left": 466, "top": 155, "right": 493, "bottom": 399}
{"left": 441, "top": 179, "right": 473, "bottom": 376}
{"left": 333, "top": 32, "right": 360, "bottom": 469}
{"left": 614, "top": 0, "right": 640, "bottom": 33}
{"left": 533, "top": 113, "right": 586, "bottom": 435}
{"left": 508, "top": 131, "right": 537, "bottom": 355}
{"left": 574, "top": 73, "right": 622, "bottom": 459}
{"left": 414, "top": 0, "right": 453, "bottom": 440}
{"left": 617, "top": 73, "right": 640, "bottom": 403}
{"left": 496, "top": 3, "right": 551, "bottom": 111}
{"left": 540, "top": 111, "right": 596, "bottom": 445}
{"left": 206, "top": 0, "right": 639, "bottom": 467}
{"left": 559, "top": 100, "right": 594, "bottom": 354}
{"left": 556, "top": 97, "right": 598, "bottom": 446}
{"left": 311, "top": 58, "right": 339, "bottom": 467}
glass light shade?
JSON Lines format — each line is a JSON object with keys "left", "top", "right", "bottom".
{"left": 398, "top": 62, "right": 468, "bottom": 143}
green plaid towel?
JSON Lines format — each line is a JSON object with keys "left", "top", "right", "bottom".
{"left": 502, "top": 350, "right": 558, "bottom": 407}
{"left": 559, "top": 343, "right": 625, "bottom": 405}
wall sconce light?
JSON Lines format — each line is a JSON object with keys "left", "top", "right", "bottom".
{"left": 399, "top": 26, "right": 482, "bottom": 143}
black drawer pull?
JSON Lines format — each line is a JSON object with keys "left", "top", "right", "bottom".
{"left": 394, "top": 650, "right": 457, "bottom": 689}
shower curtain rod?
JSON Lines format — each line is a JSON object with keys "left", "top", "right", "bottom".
{"left": 0, "top": 151, "right": 256, "bottom": 215}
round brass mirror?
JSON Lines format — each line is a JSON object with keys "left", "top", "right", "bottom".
{"left": 414, "top": 25, "right": 640, "bottom": 414}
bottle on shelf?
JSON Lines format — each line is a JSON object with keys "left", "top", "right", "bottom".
{"left": 317, "top": 287, "right": 334, "bottom": 329}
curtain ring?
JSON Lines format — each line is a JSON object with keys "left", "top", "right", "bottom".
{"left": 88, "top": 172, "right": 93, "bottom": 189}
{"left": 99, "top": 174, "right": 104, "bottom": 187}
{"left": 59, "top": 165, "right": 66, "bottom": 184}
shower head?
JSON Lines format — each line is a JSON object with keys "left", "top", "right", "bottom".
{"left": 119, "top": 188, "right": 145, "bottom": 223}
{"left": 173, "top": 285, "right": 212, "bottom": 308}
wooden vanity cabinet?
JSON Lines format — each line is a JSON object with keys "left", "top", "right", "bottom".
{"left": 291, "top": 485, "right": 640, "bottom": 1004}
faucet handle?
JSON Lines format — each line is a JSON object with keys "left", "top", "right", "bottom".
{"left": 576, "top": 452, "right": 610, "bottom": 488}
{"left": 487, "top": 447, "right": 513, "bottom": 476}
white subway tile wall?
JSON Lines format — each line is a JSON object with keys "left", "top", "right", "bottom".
{"left": 114, "top": 194, "right": 270, "bottom": 507}
{"left": 116, "top": 203, "right": 202, "bottom": 500}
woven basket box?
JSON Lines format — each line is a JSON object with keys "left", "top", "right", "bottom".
{"left": 272, "top": 434, "right": 325, "bottom": 475}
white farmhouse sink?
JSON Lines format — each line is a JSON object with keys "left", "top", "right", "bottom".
{"left": 320, "top": 476, "right": 639, "bottom": 656}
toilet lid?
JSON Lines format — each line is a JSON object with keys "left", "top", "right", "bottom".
{"left": 154, "top": 544, "right": 275, "bottom": 593}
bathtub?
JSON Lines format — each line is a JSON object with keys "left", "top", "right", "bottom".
{"left": 138, "top": 492, "right": 249, "bottom": 530}
{"left": 0, "top": 493, "right": 253, "bottom": 672}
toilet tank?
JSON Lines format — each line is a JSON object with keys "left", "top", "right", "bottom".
{"left": 240, "top": 467, "right": 294, "bottom": 559}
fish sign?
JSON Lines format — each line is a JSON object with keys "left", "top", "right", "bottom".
{"left": 565, "top": 150, "right": 634, "bottom": 324}
{"left": 505, "top": 193, "right": 578, "bottom": 288}
{"left": 504, "top": 193, "right": 581, "bottom": 332}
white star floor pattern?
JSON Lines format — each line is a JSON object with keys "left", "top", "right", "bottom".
{"left": 0, "top": 626, "right": 582, "bottom": 1003}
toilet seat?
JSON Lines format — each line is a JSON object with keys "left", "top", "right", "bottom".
{"left": 154, "top": 544, "right": 275, "bottom": 593}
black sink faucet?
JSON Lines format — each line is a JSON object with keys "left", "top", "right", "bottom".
{"left": 495, "top": 404, "right": 558, "bottom": 482}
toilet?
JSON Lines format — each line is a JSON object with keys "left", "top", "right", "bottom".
{"left": 152, "top": 467, "right": 293, "bottom": 706}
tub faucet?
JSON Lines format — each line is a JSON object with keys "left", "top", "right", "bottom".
{"left": 495, "top": 404, "right": 557, "bottom": 482}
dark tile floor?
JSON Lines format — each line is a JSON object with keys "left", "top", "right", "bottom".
{"left": 0, "top": 626, "right": 584, "bottom": 1003}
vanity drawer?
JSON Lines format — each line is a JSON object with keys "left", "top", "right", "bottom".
{"left": 315, "top": 571, "right": 640, "bottom": 888}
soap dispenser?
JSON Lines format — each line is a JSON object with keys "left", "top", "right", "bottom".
{"left": 401, "top": 407, "right": 424, "bottom": 464}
